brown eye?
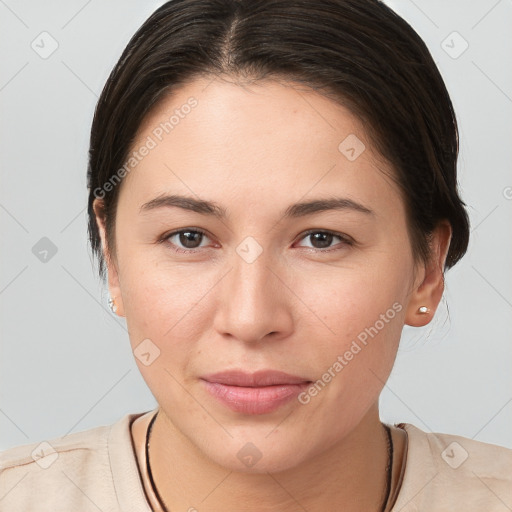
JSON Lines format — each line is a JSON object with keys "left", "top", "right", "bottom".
{"left": 296, "top": 230, "right": 353, "bottom": 251}
{"left": 178, "top": 230, "right": 203, "bottom": 249}
{"left": 309, "top": 232, "right": 334, "bottom": 249}
{"left": 163, "top": 229, "right": 211, "bottom": 253}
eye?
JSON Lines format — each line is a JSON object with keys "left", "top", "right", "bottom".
{"left": 160, "top": 228, "right": 353, "bottom": 254}
{"left": 295, "top": 229, "right": 354, "bottom": 251}
{"left": 161, "top": 228, "right": 212, "bottom": 253}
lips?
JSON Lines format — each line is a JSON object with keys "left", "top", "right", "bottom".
{"left": 200, "top": 370, "right": 312, "bottom": 415}
{"left": 201, "top": 369, "right": 311, "bottom": 387}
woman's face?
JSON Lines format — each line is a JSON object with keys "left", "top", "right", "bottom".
{"left": 96, "top": 77, "right": 432, "bottom": 472}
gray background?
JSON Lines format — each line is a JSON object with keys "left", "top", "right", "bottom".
{"left": 1, "top": 0, "right": 511, "bottom": 451}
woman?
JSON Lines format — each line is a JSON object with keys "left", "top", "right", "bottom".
{"left": 1, "top": 0, "right": 510, "bottom": 511}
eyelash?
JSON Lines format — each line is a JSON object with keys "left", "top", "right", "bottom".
{"left": 159, "top": 228, "right": 354, "bottom": 254}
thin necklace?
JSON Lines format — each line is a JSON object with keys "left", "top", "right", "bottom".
{"left": 145, "top": 412, "right": 394, "bottom": 512}
{"left": 381, "top": 423, "right": 394, "bottom": 512}
{"left": 145, "top": 411, "right": 168, "bottom": 512}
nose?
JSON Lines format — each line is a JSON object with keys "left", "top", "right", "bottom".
{"left": 213, "top": 247, "right": 294, "bottom": 344}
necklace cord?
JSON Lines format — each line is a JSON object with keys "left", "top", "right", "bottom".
{"left": 145, "top": 413, "right": 395, "bottom": 512}
{"left": 146, "top": 411, "right": 168, "bottom": 512}
{"left": 381, "top": 423, "right": 394, "bottom": 512}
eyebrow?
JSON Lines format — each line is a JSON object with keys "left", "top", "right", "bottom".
{"left": 139, "top": 194, "right": 374, "bottom": 219}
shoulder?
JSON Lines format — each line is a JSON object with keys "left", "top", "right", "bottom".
{"left": 0, "top": 423, "right": 110, "bottom": 470}
{"left": 0, "top": 411, "right": 148, "bottom": 512}
{"left": 392, "top": 423, "right": 512, "bottom": 512}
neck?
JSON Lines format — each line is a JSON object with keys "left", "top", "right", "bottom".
{"left": 138, "top": 402, "right": 405, "bottom": 512}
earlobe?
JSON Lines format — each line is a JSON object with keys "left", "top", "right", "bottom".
{"left": 404, "top": 221, "right": 452, "bottom": 327}
{"left": 92, "top": 198, "right": 125, "bottom": 317}
{"left": 108, "top": 295, "right": 125, "bottom": 317}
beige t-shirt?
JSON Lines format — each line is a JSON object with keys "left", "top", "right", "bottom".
{"left": 1, "top": 408, "right": 511, "bottom": 511}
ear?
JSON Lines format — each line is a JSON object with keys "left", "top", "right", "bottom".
{"left": 404, "top": 220, "right": 452, "bottom": 327}
{"left": 92, "top": 198, "right": 125, "bottom": 317}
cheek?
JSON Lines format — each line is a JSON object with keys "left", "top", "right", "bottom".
{"left": 305, "top": 260, "right": 408, "bottom": 344}
{"left": 297, "top": 259, "right": 410, "bottom": 399}
{"left": 118, "top": 251, "right": 245, "bottom": 389}
{"left": 293, "top": 271, "right": 407, "bottom": 437}
{"left": 119, "top": 239, "right": 209, "bottom": 328}
{"left": 120, "top": 265, "right": 210, "bottom": 412}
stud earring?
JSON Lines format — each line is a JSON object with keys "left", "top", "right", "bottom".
{"left": 108, "top": 296, "right": 118, "bottom": 314}
{"left": 418, "top": 306, "right": 430, "bottom": 314}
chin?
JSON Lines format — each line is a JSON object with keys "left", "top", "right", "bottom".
{"left": 196, "top": 432, "right": 316, "bottom": 475}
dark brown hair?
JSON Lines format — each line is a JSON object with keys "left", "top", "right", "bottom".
{"left": 87, "top": 0, "right": 470, "bottom": 280}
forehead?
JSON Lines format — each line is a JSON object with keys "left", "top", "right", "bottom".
{"left": 120, "top": 77, "right": 400, "bottom": 217}
{"left": 134, "top": 76, "right": 366, "bottom": 157}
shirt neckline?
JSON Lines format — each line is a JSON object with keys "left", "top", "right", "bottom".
{"left": 109, "top": 410, "right": 427, "bottom": 512}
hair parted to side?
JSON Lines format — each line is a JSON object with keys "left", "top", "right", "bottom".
{"left": 87, "top": 0, "right": 470, "bottom": 281}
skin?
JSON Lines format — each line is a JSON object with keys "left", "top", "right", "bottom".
{"left": 94, "top": 76, "right": 451, "bottom": 512}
